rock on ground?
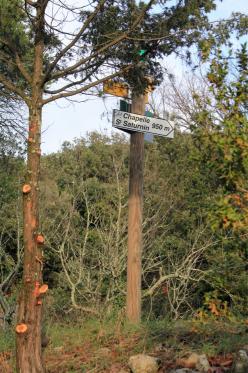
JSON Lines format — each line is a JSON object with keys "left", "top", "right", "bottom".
{"left": 176, "top": 353, "right": 200, "bottom": 369}
{"left": 195, "top": 354, "right": 210, "bottom": 372}
{"left": 232, "top": 349, "right": 248, "bottom": 373}
{"left": 128, "top": 354, "right": 159, "bottom": 373}
{"left": 177, "top": 352, "right": 210, "bottom": 372}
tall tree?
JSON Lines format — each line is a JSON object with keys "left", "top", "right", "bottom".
{"left": 0, "top": 0, "right": 231, "bottom": 371}
{"left": 150, "top": 54, "right": 248, "bottom": 315}
{"left": 194, "top": 44, "right": 248, "bottom": 230}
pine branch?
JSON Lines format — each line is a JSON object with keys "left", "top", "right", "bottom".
{"left": 0, "top": 74, "right": 30, "bottom": 105}
{"left": 44, "top": 0, "right": 155, "bottom": 83}
{"left": 0, "top": 37, "right": 32, "bottom": 84}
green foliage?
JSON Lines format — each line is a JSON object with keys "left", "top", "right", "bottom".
{"left": 38, "top": 131, "right": 217, "bottom": 318}
{"left": 0, "top": 0, "right": 28, "bottom": 50}
{"left": 0, "top": 325, "right": 14, "bottom": 352}
{"left": 82, "top": 0, "right": 218, "bottom": 93}
{"left": 0, "top": 135, "right": 24, "bottom": 286}
{"left": 194, "top": 45, "right": 248, "bottom": 231}
{"left": 39, "top": 133, "right": 130, "bottom": 311}
{"left": 198, "top": 12, "right": 248, "bottom": 61}
{"left": 0, "top": 122, "right": 247, "bottom": 320}
{"left": 0, "top": 0, "right": 33, "bottom": 90}
{"left": 186, "top": 43, "right": 248, "bottom": 316}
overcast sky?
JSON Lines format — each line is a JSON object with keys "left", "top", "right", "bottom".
{"left": 42, "top": 0, "right": 248, "bottom": 154}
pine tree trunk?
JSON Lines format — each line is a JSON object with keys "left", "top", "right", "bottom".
{"left": 16, "top": 2, "right": 46, "bottom": 370}
{"left": 16, "top": 103, "right": 44, "bottom": 372}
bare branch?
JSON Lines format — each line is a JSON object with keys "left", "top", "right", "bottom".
{"left": 44, "top": 0, "right": 106, "bottom": 81}
{"left": 42, "top": 64, "right": 132, "bottom": 105}
{"left": 44, "top": 61, "right": 102, "bottom": 95}
{"left": 143, "top": 273, "right": 180, "bottom": 297}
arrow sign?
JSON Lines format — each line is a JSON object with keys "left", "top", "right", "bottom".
{"left": 112, "top": 109, "right": 174, "bottom": 138}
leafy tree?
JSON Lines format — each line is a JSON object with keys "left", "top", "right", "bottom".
{"left": 192, "top": 44, "right": 248, "bottom": 229}
{"left": 181, "top": 43, "right": 247, "bottom": 314}
{"left": 148, "top": 40, "right": 248, "bottom": 315}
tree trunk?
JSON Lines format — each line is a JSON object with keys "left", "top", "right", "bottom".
{"left": 126, "top": 94, "right": 145, "bottom": 323}
{"left": 16, "top": 2, "right": 46, "bottom": 371}
{"left": 16, "top": 104, "right": 44, "bottom": 372}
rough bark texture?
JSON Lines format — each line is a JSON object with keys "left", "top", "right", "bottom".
{"left": 16, "top": 2, "right": 45, "bottom": 372}
{"left": 126, "top": 94, "right": 145, "bottom": 323}
{"left": 16, "top": 106, "right": 44, "bottom": 373}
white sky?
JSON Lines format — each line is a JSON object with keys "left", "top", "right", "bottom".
{"left": 42, "top": 0, "right": 248, "bottom": 154}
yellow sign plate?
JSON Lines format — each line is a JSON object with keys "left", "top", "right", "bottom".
{"left": 103, "top": 81, "right": 129, "bottom": 98}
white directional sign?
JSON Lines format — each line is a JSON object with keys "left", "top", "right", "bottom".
{"left": 112, "top": 109, "right": 174, "bottom": 138}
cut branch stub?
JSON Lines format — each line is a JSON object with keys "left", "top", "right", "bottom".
{"left": 22, "top": 184, "right": 31, "bottom": 194}
{"left": 36, "top": 234, "right": 44, "bottom": 244}
{"left": 34, "top": 284, "right": 48, "bottom": 298}
{"left": 37, "top": 300, "right": 42, "bottom": 306}
{"left": 38, "top": 284, "right": 48, "bottom": 296}
{"left": 16, "top": 324, "right": 28, "bottom": 334}
{"left": 40, "top": 284, "right": 48, "bottom": 293}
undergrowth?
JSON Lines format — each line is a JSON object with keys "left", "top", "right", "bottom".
{"left": 0, "top": 315, "right": 247, "bottom": 372}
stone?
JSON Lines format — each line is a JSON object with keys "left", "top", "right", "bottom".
{"left": 128, "top": 354, "right": 159, "bottom": 373}
{"left": 195, "top": 354, "right": 210, "bottom": 372}
{"left": 177, "top": 352, "right": 210, "bottom": 372}
{"left": 232, "top": 349, "right": 248, "bottom": 373}
{"left": 176, "top": 353, "right": 200, "bottom": 369}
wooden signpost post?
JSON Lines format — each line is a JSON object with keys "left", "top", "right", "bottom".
{"left": 126, "top": 93, "right": 145, "bottom": 323}
{"left": 107, "top": 80, "right": 174, "bottom": 323}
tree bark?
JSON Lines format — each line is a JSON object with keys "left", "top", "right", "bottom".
{"left": 16, "top": 2, "right": 45, "bottom": 371}
{"left": 16, "top": 105, "right": 44, "bottom": 373}
{"left": 126, "top": 94, "right": 145, "bottom": 323}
